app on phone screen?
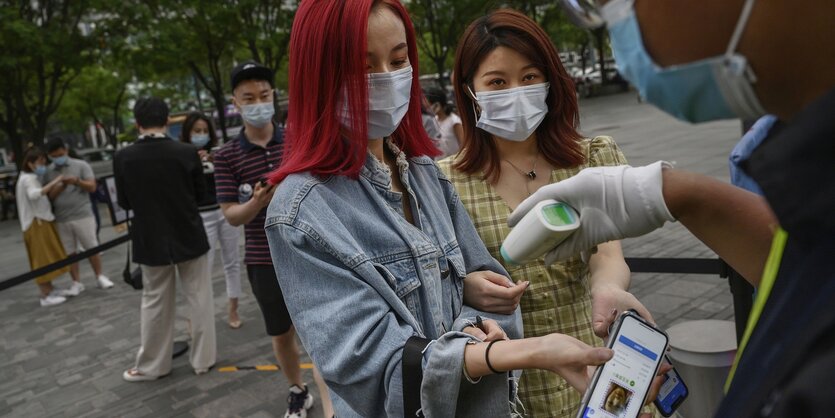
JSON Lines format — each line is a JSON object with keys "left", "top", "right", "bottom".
{"left": 656, "top": 368, "right": 687, "bottom": 413}
{"left": 581, "top": 316, "right": 667, "bottom": 418}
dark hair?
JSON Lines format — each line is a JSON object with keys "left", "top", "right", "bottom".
{"left": 424, "top": 87, "right": 453, "bottom": 115}
{"left": 21, "top": 147, "right": 46, "bottom": 173}
{"left": 133, "top": 97, "right": 170, "bottom": 129}
{"left": 45, "top": 137, "right": 67, "bottom": 153}
{"left": 453, "top": 9, "right": 585, "bottom": 183}
{"left": 180, "top": 112, "right": 218, "bottom": 149}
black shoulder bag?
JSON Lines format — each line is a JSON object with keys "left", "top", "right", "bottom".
{"left": 122, "top": 222, "right": 143, "bottom": 290}
{"left": 402, "top": 336, "right": 431, "bottom": 417}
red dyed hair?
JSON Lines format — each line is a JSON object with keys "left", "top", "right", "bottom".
{"left": 270, "top": 0, "right": 439, "bottom": 184}
{"left": 452, "top": 9, "right": 585, "bottom": 183}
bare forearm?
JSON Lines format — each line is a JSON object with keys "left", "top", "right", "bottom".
{"left": 463, "top": 337, "right": 544, "bottom": 378}
{"left": 77, "top": 178, "right": 97, "bottom": 193}
{"left": 43, "top": 179, "right": 65, "bottom": 198}
{"left": 220, "top": 200, "right": 263, "bottom": 226}
{"left": 662, "top": 168, "right": 776, "bottom": 285}
{"left": 46, "top": 184, "right": 64, "bottom": 200}
{"left": 588, "top": 241, "right": 630, "bottom": 291}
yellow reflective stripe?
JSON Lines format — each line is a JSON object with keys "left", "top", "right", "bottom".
{"left": 724, "top": 228, "right": 788, "bottom": 392}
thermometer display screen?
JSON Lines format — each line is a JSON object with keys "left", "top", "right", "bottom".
{"left": 542, "top": 203, "right": 575, "bottom": 226}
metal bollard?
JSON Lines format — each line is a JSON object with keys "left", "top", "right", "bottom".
{"left": 666, "top": 320, "right": 737, "bottom": 418}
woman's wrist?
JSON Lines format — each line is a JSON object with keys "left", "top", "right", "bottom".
{"left": 463, "top": 336, "right": 545, "bottom": 378}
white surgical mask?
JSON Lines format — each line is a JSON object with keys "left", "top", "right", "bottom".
{"left": 471, "top": 82, "right": 549, "bottom": 141}
{"left": 240, "top": 102, "right": 275, "bottom": 128}
{"left": 342, "top": 66, "right": 413, "bottom": 139}
{"left": 191, "top": 133, "right": 210, "bottom": 148}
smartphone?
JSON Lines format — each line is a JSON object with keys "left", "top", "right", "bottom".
{"left": 577, "top": 311, "right": 669, "bottom": 418}
{"left": 653, "top": 356, "right": 689, "bottom": 417}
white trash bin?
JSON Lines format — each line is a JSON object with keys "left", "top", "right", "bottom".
{"left": 667, "top": 320, "right": 737, "bottom": 418}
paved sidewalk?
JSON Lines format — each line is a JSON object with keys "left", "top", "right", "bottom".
{"left": 0, "top": 92, "right": 746, "bottom": 417}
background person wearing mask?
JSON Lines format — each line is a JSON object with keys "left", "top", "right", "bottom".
{"left": 424, "top": 87, "right": 463, "bottom": 158}
{"left": 44, "top": 137, "right": 114, "bottom": 295}
{"left": 115, "top": 97, "right": 216, "bottom": 381}
{"left": 514, "top": 0, "right": 835, "bottom": 416}
{"left": 16, "top": 147, "right": 71, "bottom": 307}
{"left": 213, "top": 61, "right": 332, "bottom": 418}
{"left": 179, "top": 112, "right": 243, "bottom": 329}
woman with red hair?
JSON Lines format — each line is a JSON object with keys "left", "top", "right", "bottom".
{"left": 265, "top": 1, "right": 615, "bottom": 416}
{"left": 438, "top": 9, "right": 653, "bottom": 417}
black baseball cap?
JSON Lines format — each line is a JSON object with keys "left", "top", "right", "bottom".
{"left": 230, "top": 60, "right": 274, "bottom": 91}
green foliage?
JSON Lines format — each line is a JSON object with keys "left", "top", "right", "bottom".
{"left": 0, "top": 0, "right": 100, "bottom": 163}
{"left": 1, "top": 0, "right": 604, "bottom": 159}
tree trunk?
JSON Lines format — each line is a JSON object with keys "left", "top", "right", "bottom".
{"left": 434, "top": 57, "right": 447, "bottom": 89}
{"left": 594, "top": 28, "right": 608, "bottom": 84}
{"left": 213, "top": 92, "right": 228, "bottom": 143}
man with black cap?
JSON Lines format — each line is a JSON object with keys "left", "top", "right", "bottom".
{"left": 214, "top": 61, "right": 332, "bottom": 418}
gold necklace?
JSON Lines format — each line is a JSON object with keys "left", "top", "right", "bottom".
{"left": 504, "top": 154, "right": 539, "bottom": 195}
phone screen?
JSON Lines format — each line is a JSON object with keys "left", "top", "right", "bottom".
{"left": 654, "top": 360, "right": 688, "bottom": 416}
{"left": 579, "top": 314, "right": 668, "bottom": 418}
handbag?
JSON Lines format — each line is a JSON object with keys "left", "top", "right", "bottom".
{"left": 122, "top": 224, "right": 143, "bottom": 290}
{"left": 403, "top": 336, "right": 430, "bottom": 417}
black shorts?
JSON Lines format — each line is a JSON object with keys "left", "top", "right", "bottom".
{"left": 246, "top": 264, "right": 293, "bottom": 336}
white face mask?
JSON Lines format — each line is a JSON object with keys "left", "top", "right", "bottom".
{"left": 240, "top": 102, "right": 275, "bottom": 128}
{"left": 471, "top": 82, "right": 550, "bottom": 141}
{"left": 343, "top": 66, "right": 413, "bottom": 139}
{"left": 191, "top": 133, "right": 210, "bottom": 148}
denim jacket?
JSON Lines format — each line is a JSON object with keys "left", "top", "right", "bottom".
{"left": 265, "top": 141, "right": 523, "bottom": 417}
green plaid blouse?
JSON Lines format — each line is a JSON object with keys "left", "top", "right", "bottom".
{"left": 438, "top": 136, "right": 628, "bottom": 418}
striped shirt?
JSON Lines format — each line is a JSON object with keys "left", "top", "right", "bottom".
{"left": 213, "top": 125, "right": 284, "bottom": 265}
{"left": 439, "top": 136, "right": 628, "bottom": 418}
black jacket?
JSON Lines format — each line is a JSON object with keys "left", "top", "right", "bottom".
{"left": 718, "top": 88, "right": 835, "bottom": 417}
{"left": 114, "top": 136, "right": 210, "bottom": 266}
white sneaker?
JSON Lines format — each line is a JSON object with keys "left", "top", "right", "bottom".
{"left": 97, "top": 275, "right": 114, "bottom": 289}
{"left": 285, "top": 384, "right": 314, "bottom": 418}
{"left": 65, "top": 281, "right": 85, "bottom": 296}
{"left": 40, "top": 294, "right": 67, "bottom": 307}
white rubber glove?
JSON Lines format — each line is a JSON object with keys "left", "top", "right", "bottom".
{"left": 507, "top": 161, "right": 676, "bottom": 264}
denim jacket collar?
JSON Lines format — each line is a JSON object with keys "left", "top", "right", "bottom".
{"left": 359, "top": 138, "right": 411, "bottom": 188}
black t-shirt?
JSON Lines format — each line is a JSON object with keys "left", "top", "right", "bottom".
{"left": 198, "top": 158, "right": 219, "bottom": 212}
{"left": 718, "top": 88, "right": 835, "bottom": 417}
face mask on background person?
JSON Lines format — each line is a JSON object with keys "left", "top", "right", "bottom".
{"left": 52, "top": 155, "right": 69, "bottom": 166}
{"left": 240, "top": 102, "right": 275, "bottom": 128}
{"left": 602, "top": 0, "right": 766, "bottom": 123}
{"left": 191, "top": 134, "right": 210, "bottom": 149}
{"left": 34, "top": 165, "right": 47, "bottom": 176}
{"left": 470, "top": 82, "right": 550, "bottom": 141}
{"left": 343, "top": 66, "right": 413, "bottom": 139}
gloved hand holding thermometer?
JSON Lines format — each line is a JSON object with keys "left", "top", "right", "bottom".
{"left": 507, "top": 162, "right": 676, "bottom": 264}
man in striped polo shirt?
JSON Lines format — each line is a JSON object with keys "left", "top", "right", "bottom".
{"left": 214, "top": 61, "right": 331, "bottom": 418}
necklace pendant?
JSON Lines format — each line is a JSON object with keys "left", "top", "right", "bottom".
{"left": 527, "top": 171, "right": 536, "bottom": 180}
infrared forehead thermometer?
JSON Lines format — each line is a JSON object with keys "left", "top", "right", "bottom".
{"left": 501, "top": 199, "right": 580, "bottom": 265}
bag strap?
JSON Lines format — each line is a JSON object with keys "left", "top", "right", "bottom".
{"left": 124, "top": 221, "right": 131, "bottom": 270}
{"left": 403, "top": 336, "right": 431, "bottom": 418}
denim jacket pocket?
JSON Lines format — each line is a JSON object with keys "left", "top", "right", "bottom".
{"left": 373, "top": 260, "right": 423, "bottom": 326}
{"left": 440, "top": 246, "right": 467, "bottom": 320}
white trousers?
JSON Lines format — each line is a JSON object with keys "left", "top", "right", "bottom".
{"left": 200, "top": 208, "right": 242, "bottom": 299}
{"left": 135, "top": 254, "right": 216, "bottom": 376}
